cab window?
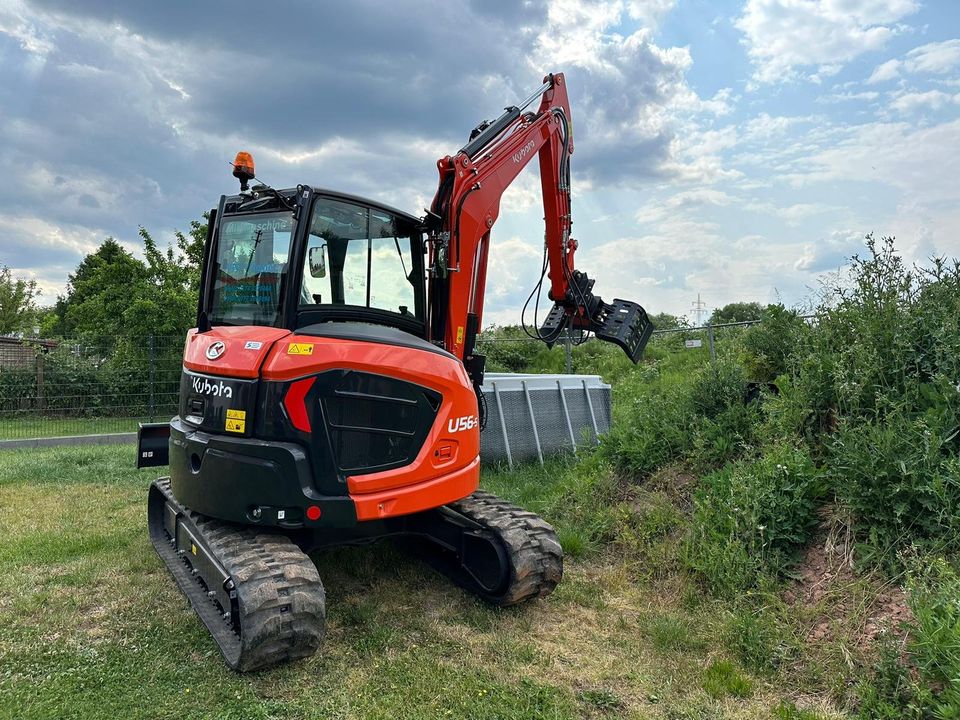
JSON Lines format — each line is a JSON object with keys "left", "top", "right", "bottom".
{"left": 301, "top": 198, "right": 417, "bottom": 317}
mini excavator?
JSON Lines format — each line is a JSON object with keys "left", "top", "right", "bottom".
{"left": 139, "top": 72, "right": 654, "bottom": 671}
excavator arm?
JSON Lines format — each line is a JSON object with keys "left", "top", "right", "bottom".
{"left": 426, "top": 73, "right": 654, "bottom": 380}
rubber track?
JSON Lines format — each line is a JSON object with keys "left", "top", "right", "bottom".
{"left": 150, "top": 479, "right": 325, "bottom": 672}
{"left": 449, "top": 490, "right": 563, "bottom": 606}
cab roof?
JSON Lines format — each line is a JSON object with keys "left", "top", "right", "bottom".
{"left": 223, "top": 186, "right": 423, "bottom": 227}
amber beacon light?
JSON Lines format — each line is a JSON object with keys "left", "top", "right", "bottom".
{"left": 232, "top": 151, "right": 256, "bottom": 191}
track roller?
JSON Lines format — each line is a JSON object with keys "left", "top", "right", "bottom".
{"left": 148, "top": 479, "right": 325, "bottom": 671}
{"left": 414, "top": 490, "right": 564, "bottom": 606}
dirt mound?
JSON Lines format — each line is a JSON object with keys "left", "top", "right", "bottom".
{"left": 785, "top": 510, "right": 912, "bottom": 653}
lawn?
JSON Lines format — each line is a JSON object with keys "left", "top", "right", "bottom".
{"left": 0, "top": 444, "right": 844, "bottom": 720}
{"left": 0, "top": 415, "right": 169, "bottom": 441}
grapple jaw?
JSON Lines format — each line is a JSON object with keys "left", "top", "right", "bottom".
{"left": 538, "top": 271, "right": 654, "bottom": 363}
{"left": 590, "top": 298, "right": 654, "bottom": 363}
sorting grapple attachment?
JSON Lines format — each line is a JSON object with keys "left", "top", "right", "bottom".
{"left": 147, "top": 479, "right": 326, "bottom": 672}
{"left": 593, "top": 298, "right": 654, "bottom": 364}
{"left": 538, "top": 275, "right": 654, "bottom": 363}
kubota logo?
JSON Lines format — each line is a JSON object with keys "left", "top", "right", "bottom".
{"left": 512, "top": 139, "right": 536, "bottom": 164}
{"left": 447, "top": 415, "right": 479, "bottom": 433}
{"left": 191, "top": 376, "right": 233, "bottom": 399}
{"left": 206, "top": 341, "right": 226, "bottom": 360}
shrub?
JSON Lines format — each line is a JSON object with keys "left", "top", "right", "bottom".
{"left": 741, "top": 304, "right": 809, "bottom": 383}
{"left": 906, "top": 557, "right": 960, "bottom": 717}
{"left": 830, "top": 411, "right": 960, "bottom": 562}
{"left": 691, "top": 402, "right": 759, "bottom": 470}
{"left": 855, "top": 558, "right": 960, "bottom": 719}
{"left": 688, "top": 359, "right": 748, "bottom": 420}
{"left": 604, "top": 372, "right": 696, "bottom": 477}
{"left": 685, "top": 445, "right": 822, "bottom": 596}
{"left": 478, "top": 325, "right": 552, "bottom": 373}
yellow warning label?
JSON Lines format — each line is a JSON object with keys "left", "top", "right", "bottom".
{"left": 226, "top": 408, "right": 246, "bottom": 420}
{"left": 456, "top": 326, "right": 464, "bottom": 344}
{"left": 225, "top": 418, "right": 246, "bottom": 433}
{"left": 287, "top": 342, "right": 314, "bottom": 356}
{"left": 191, "top": 543, "right": 198, "bottom": 556}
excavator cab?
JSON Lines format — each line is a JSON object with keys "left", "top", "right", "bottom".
{"left": 201, "top": 189, "right": 427, "bottom": 338}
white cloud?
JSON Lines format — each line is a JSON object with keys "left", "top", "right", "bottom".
{"left": 785, "top": 119, "right": 960, "bottom": 205}
{"left": 735, "top": 0, "right": 919, "bottom": 85}
{"left": 867, "top": 39, "right": 960, "bottom": 85}
{"left": 635, "top": 187, "right": 737, "bottom": 224}
{"left": 0, "top": 0, "right": 55, "bottom": 59}
{"left": 794, "top": 229, "right": 863, "bottom": 272}
{"left": 905, "top": 38, "right": 960, "bottom": 75}
{"left": 889, "top": 89, "right": 960, "bottom": 114}
{"left": 531, "top": 0, "right": 736, "bottom": 185}
{"left": 867, "top": 58, "right": 902, "bottom": 84}
{"left": 817, "top": 90, "right": 881, "bottom": 103}
{"left": 625, "top": 0, "right": 678, "bottom": 28}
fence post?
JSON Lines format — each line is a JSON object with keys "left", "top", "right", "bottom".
{"left": 35, "top": 349, "right": 45, "bottom": 411}
{"left": 564, "top": 329, "right": 572, "bottom": 374}
{"left": 707, "top": 322, "right": 717, "bottom": 374}
{"left": 149, "top": 334, "right": 156, "bottom": 422}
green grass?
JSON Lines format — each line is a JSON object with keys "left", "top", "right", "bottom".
{"left": 0, "top": 444, "right": 847, "bottom": 720}
{"left": 0, "top": 415, "right": 165, "bottom": 440}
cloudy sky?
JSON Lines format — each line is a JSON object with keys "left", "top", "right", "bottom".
{"left": 2, "top": 0, "right": 959, "bottom": 324}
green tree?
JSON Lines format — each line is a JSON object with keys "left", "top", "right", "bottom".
{"left": 54, "top": 216, "right": 208, "bottom": 345}
{"left": 709, "top": 302, "right": 764, "bottom": 326}
{"left": 0, "top": 266, "right": 40, "bottom": 334}
{"left": 125, "top": 222, "right": 206, "bottom": 340}
{"left": 649, "top": 312, "right": 684, "bottom": 329}
{"left": 59, "top": 238, "right": 150, "bottom": 345}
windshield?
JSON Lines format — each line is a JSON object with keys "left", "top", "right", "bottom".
{"left": 300, "top": 198, "right": 418, "bottom": 318}
{"left": 209, "top": 211, "right": 295, "bottom": 326}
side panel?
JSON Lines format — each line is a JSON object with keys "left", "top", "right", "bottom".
{"left": 261, "top": 334, "right": 481, "bottom": 498}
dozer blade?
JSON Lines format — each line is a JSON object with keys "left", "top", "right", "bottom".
{"left": 594, "top": 298, "right": 654, "bottom": 363}
{"left": 147, "top": 478, "right": 325, "bottom": 672}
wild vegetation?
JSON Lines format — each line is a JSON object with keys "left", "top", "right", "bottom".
{"left": 482, "top": 235, "right": 960, "bottom": 717}
{"left": 1, "top": 235, "right": 958, "bottom": 718}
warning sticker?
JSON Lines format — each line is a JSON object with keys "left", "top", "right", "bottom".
{"left": 287, "top": 342, "right": 314, "bottom": 356}
{"left": 456, "top": 326, "right": 464, "bottom": 344}
{"left": 191, "top": 543, "right": 198, "bottom": 556}
{"left": 226, "top": 408, "right": 246, "bottom": 420}
{"left": 225, "top": 418, "right": 246, "bottom": 433}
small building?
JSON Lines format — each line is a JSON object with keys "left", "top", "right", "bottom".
{"left": 0, "top": 336, "right": 58, "bottom": 369}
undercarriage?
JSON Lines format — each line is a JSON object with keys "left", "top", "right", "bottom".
{"left": 148, "top": 478, "right": 562, "bottom": 671}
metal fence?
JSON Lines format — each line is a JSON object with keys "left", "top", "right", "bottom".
{"left": 0, "top": 335, "right": 183, "bottom": 440}
{"left": 0, "top": 318, "right": 801, "bottom": 442}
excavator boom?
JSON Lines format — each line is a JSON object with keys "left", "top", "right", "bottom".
{"left": 427, "top": 72, "right": 653, "bottom": 372}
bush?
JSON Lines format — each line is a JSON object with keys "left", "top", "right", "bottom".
{"left": 689, "top": 359, "right": 748, "bottom": 420}
{"left": 830, "top": 411, "right": 960, "bottom": 562}
{"left": 478, "top": 325, "right": 551, "bottom": 373}
{"left": 741, "top": 304, "right": 809, "bottom": 383}
{"left": 685, "top": 445, "right": 822, "bottom": 596}
{"left": 604, "top": 370, "right": 696, "bottom": 477}
{"left": 906, "top": 558, "right": 960, "bottom": 716}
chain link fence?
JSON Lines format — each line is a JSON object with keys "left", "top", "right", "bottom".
{"left": 0, "top": 335, "right": 183, "bottom": 440}
{"left": 1, "top": 318, "right": 807, "bottom": 442}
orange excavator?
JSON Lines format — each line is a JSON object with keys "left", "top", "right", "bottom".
{"left": 140, "top": 72, "right": 653, "bottom": 671}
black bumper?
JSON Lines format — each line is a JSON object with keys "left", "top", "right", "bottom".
{"left": 168, "top": 417, "right": 358, "bottom": 529}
